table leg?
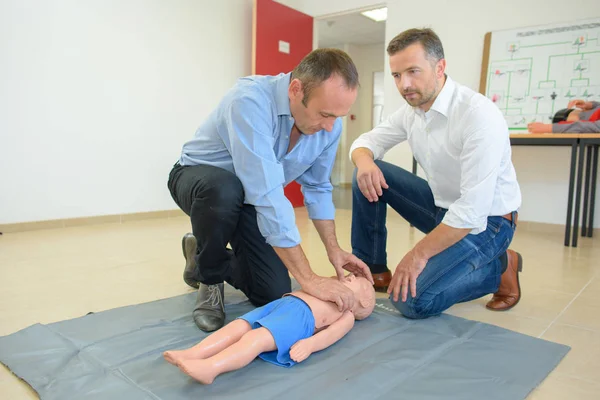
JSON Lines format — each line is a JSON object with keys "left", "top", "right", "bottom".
{"left": 582, "top": 145, "right": 592, "bottom": 237}
{"left": 565, "top": 142, "right": 578, "bottom": 247}
{"left": 572, "top": 141, "right": 586, "bottom": 247}
{"left": 588, "top": 145, "right": 598, "bottom": 238}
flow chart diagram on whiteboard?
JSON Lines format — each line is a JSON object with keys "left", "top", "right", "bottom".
{"left": 480, "top": 18, "right": 600, "bottom": 131}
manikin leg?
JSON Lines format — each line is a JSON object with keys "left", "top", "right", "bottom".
{"left": 178, "top": 327, "right": 276, "bottom": 384}
{"left": 164, "top": 320, "right": 252, "bottom": 365}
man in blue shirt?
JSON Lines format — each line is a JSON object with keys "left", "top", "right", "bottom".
{"left": 168, "top": 49, "right": 373, "bottom": 332}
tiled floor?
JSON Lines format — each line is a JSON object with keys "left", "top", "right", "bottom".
{"left": 1, "top": 193, "right": 599, "bottom": 398}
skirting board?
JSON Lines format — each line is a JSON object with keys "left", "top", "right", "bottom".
{"left": 1, "top": 210, "right": 597, "bottom": 237}
{"left": 0, "top": 210, "right": 187, "bottom": 234}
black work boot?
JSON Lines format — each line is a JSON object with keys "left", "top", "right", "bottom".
{"left": 192, "top": 282, "right": 225, "bottom": 332}
{"left": 181, "top": 233, "right": 199, "bottom": 289}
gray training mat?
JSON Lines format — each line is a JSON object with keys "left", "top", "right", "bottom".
{"left": 0, "top": 285, "right": 569, "bottom": 400}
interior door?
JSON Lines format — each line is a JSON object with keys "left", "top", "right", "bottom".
{"left": 252, "top": 0, "right": 313, "bottom": 207}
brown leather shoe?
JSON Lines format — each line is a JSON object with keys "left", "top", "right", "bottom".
{"left": 372, "top": 270, "right": 392, "bottom": 293}
{"left": 486, "top": 249, "right": 523, "bottom": 311}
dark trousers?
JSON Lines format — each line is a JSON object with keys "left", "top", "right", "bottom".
{"left": 167, "top": 163, "right": 291, "bottom": 306}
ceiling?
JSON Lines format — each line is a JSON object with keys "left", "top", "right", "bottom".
{"left": 317, "top": 12, "right": 385, "bottom": 48}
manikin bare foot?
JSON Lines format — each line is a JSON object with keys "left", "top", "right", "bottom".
{"left": 178, "top": 359, "right": 217, "bottom": 384}
{"left": 163, "top": 350, "right": 189, "bottom": 366}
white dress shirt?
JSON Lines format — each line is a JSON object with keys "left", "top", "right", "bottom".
{"left": 350, "top": 75, "right": 522, "bottom": 235}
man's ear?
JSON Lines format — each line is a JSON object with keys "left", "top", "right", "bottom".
{"left": 288, "top": 78, "right": 303, "bottom": 100}
{"left": 436, "top": 58, "right": 446, "bottom": 79}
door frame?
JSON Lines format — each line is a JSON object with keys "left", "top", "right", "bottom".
{"left": 311, "top": 3, "right": 387, "bottom": 51}
{"left": 311, "top": 3, "right": 387, "bottom": 186}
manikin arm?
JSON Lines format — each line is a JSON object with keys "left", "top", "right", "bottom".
{"left": 289, "top": 310, "right": 355, "bottom": 362}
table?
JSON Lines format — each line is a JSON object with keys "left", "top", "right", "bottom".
{"left": 509, "top": 134, "right": 580, "bottom": 247}
{"left": 578, "top": 134, "right": 600, "bottom": 241}
{"left": 512, "top": 134, "right": 600, "bottom": 247}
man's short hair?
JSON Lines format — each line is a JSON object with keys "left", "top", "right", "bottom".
{"left": 386, "top": 28, "right": 445, "bottom": 63}
{"left": 291, "top": 48, "right": 359, "bottom": 106}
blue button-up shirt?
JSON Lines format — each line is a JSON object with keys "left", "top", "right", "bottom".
{"left": 179, "top": 73, "right": 341, "bottom": 248}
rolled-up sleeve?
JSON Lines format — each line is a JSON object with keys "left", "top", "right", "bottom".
{"left": 442, "top": 102, "right": 508, "bottom": 234}
{"left": 349, "top": 106, "right": 408, "bottom": 161}
{"left": 296, "top": 121, "right": 342, "bottom": 221}
{"left": 222, "top": 93, "right": 300, "bottom": 248}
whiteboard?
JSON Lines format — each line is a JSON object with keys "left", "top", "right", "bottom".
{"left": 480, "top": 18, "right": 600, "bottom": 131}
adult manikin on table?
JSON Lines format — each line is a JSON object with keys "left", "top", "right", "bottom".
{"left": 163, "top": 274, "right": 376, "bottom": 384}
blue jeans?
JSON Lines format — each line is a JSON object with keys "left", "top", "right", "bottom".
{"left": 351, "top": 160, "right": 516, "bottom": 319}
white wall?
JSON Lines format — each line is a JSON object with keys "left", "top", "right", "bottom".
{"left": 0, "top": 0, "right": 253, "bottom": 224}
{"left": 319, "top": 43, "right": 350, "bottom": 186}
{"left": 281, "top": 0, "right": 600, "bottom": 227}
{"left": 319, "top": 42, "right": 386, "bottom": 185}
{"left": 344, "top": 43, "right": 386, "bottom": 183}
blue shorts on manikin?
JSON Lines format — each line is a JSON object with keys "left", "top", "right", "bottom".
{"left": 237, "top": 295, "right": 315, "bottom": 367}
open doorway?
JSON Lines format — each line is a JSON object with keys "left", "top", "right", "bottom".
{"left": 314, "top": 6, "right": 387, "bottom": 199}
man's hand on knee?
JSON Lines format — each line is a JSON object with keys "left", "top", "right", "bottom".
{"left": 388, "top": 249, "right": 428, "bottom": 303}
{"left": 356, "top": 160, "right": 389, "bottom": 202}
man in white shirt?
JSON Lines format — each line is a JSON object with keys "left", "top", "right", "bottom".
{"left": 349, "top": 28, "right": 523, "bottom": 319}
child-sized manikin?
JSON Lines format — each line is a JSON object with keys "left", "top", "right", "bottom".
{"left": 164, "top": 274, "right": 376, "bottom": 384}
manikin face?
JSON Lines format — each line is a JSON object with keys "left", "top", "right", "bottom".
{"left": 343, "top": 273, "right": 369, "bottom": 294}
{"left": 288, "top": 75, "right": 357, "bottom": 134}
{"left": 389, "top": 43, "right": 446, "bottom": 112}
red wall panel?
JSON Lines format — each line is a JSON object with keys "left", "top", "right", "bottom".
{"left": 254, "top": 0, "right": 313, "bottom": 207}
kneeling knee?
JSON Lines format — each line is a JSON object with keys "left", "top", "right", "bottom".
{"left": 250, "top": 283, "right": 290, "bottom": 307}
{"left": 196, "top": 174, "right": 244, "bottom": 209}
{"left": 391, "top": 297, "right": 435, "bottom": 320}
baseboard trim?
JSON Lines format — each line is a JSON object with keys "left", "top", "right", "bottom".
{"left": 2, "top": 210, "right": 599, "bottom": 236}
{"left": 0, "top": 209, "right": 187, "bottom": 234}
{"left": 516, "top": 220, "right": 600, "bottom": 236}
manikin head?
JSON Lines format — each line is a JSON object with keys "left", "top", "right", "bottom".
{"left": 343, "top": 273, "right": 376, "bottom": 320}
{"left": 387, "top": 28, "right": 447, "bottom": 112}
{"left": 288, "top": 48, "right": 359, "bottom": 135}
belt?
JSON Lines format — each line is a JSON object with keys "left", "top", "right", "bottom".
{"left": 501, "top": 211, "right": 518, "bottom": 225}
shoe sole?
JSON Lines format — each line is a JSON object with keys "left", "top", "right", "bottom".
{"left": 181, "top": 234, "right": 200, "bottom": 289}
{"left": 486, "top": 252, "right": 523, "bottom": 312}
